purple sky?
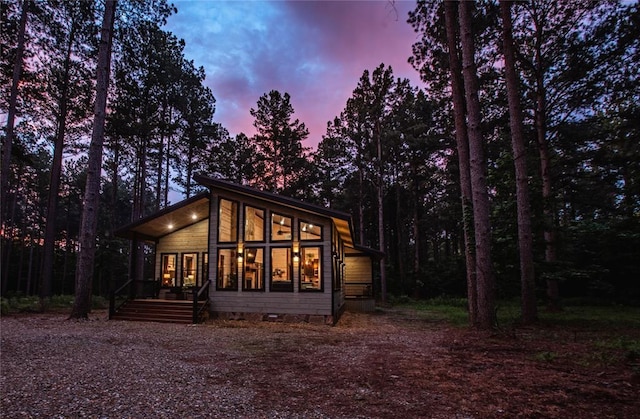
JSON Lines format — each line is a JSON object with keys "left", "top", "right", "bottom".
{"left": 164, "top": 0, "right": 423, "bottom": 149}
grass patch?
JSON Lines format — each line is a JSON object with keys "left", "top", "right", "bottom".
{"left": 1, "top": 294, "right": 109, "bottom": 315}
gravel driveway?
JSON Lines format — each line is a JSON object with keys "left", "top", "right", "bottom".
{"left": 2, "top": 309, "right": 638, "bottom": 418}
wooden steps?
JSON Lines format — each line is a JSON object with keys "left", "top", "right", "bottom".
{"left": 111, "top": 299, "right": 197, "bottom": 324}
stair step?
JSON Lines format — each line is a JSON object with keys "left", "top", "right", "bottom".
{"left": 111, "top": 299, "right": 207, "bottom": 324}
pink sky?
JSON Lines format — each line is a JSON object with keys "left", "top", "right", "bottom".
{"left": 165, "top": 0, "right": 423, "bottom": 149}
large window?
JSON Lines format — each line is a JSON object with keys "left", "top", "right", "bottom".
{"left": 218, "top": 199, "right": 238, "bottom": 243}
{"left": 181, "top": 253, "right": 198, "bottom": 287}
{"left": 270, "top": 247, "right": 293, "bottom": 292}
{"left": 216, "top": 248, "right": 238, "bottom": 290}
{"left": 161, "top": 253, "right": 177, "bottom": 287}
{"left": 300, "top": 246, "right": 322, "bottom": 291}
{"left": 271, "top": 213, "right": 292, "bottom": 241}
{"left": 300, "top": 221, "right": 322, "bottom": 241}
{"left": 244, "top": 206, "right": 265, "bottom": 242}
{"left": 243, "top": 247, "right": 264, "bottom": 291}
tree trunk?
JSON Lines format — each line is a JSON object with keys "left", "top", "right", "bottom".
{"left": 1, "top": 0, "right": 29, "bottom": 294}
{"left": 41, "top": 21, "right": 77, "bottom": 300}
{"left": 459, "top": 0, "right": 496, "bottom": 329}
{"left": 533, "top": 16, "right": 560, "bottom": 311}
{"left": 444, "top": 0, "right": 478, "bottom": 325}
{"left": 1, "top": 0, "right": 28, "bottom": 226}
{"left": 70, "top": 0, "right": 117, "bottom": 319}
{"left": 500, "top": 0, "right": 538, "bottom": 323}
{"left": 375, "top": 121, "right": 387, "bottom": 304}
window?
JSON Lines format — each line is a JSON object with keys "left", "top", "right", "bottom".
{"left": 270, "top": 247, "right": 293, "bottom": 292}
{"left": 244, "top": 206, "right": 265, "bottom": 241}
{"left": 201, "top": 252, "right": 209, "bottom": 283}
{"left": 218, "top": 199, "right": 238, "bottom": 243}
{"left": 271, "top": 213, "right": 292, "bottom": 241}
{"left": 243, "top": 247, "right": 264, "bottom": 291}
{"left": 300, "top": 246, "right": 322, "bottom": 291}
{"left": 181, "top": 253, "right": 198, "bottom": 287}
{"left": 300, "top": 221, "right": 322, "bottom": 241}
{"left": 161, "top": 254, "right": 177, "bottom": 287}
{"left": 216, "top": 248, "right": 238, "bottom": 290}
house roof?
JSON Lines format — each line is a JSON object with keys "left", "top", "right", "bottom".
{"left": 114, "top": 192, "right": 210, "bottom": 242}
{"left": 194, "top": 174, "right": 356, "bottom": 248}
{"left": 115, "top": 176, "right": 384, "bottom": 257}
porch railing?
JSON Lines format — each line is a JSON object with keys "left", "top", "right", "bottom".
{"left": 192, "top": 280, "right": 211, "bottom": 324}
{"left": 109, "top": 278, "right": 134, "bottom": 319}
{"left": 344, "top": 282, "right": 373, "bottom": 298}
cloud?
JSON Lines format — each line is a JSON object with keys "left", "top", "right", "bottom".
{"left": 165, "top": 0, "right": 422, "bottom": 148}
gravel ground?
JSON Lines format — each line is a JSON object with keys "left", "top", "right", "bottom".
{"left": 1, "top": 310, "right": 448, "bottom": 419}
{"left": 2, "top": 309, "right": 639, "bottom": 418}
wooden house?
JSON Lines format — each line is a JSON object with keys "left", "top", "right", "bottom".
{"left": 114, "top": 175, "right": 380, "bottom": 324}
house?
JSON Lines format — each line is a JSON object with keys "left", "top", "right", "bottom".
{"left": 114, "top": 175, "right": 380, "bottom": 324}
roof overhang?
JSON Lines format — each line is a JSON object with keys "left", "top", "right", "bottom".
{"left": 114, "top": 192, "right": 210, "bottom": 242}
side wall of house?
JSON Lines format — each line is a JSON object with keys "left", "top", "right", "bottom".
{"left": 208, "top": 192, "right": 337, "bottom": 323}
{"left": 155, "top": 219, "right": 209, "bottom": 286}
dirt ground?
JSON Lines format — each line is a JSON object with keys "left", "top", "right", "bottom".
{"left": 1, "top": 307, "right": 639, "bottom": 418}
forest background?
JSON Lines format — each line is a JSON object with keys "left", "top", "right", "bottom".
{"left": 1, "top": 0, "right": 638, "bottom": 324}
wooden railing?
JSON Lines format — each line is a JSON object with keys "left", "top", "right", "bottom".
{"left": 192, "top": 280, "right": 211, "bottom": 324}
{"left": 109, "top": 278, "right": 134, "bottom": 319}
{"left": 344, "top": 282, "right": 373, "bottom": 298}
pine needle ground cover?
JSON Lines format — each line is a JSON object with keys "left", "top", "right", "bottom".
{"left": 1, "top": 305, "right": 638, "bottom": 418}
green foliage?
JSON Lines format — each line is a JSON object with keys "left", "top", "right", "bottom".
{"left": 0, "top": 294, "right": 109, "bottom": 314}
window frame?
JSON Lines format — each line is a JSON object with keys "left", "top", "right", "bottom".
{"left": 180, "top": 252, "right": 198, "bottom": 288}
{"left": 270, "top": 212, "right": 293, "bottom": 242}
{"left": 242, "top": 246, "right": 265, "bottom": 292}
{"left": 217, "top": 198, "right": 239, "bottom": 244}
{"left": 160, "top": 253, "right": 178, "bottom": 287}
{"left": 299, "top": 220, "right": 323, "bottom": 241}
{"left": 216, "top": 247, "right": 239, "bottom": 291}
{"left": 244, "top": 205, "right": 266, "bottom": 242}
{"left": 299, "top": 245, "right": 323, "bottom": 292}
{"left": 269, "top": 246, "right": 293, "bottom": 292}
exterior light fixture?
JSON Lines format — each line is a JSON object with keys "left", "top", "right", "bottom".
{"left": 168, "top": 223, "right": 174, "bottom": 230}
{"left": 237, "top": 245, "right": 243, "bottom": 263}
{"left": 192, "top": 213, "right": 197, "bottom": 220}
{"left": 293, "top": 251, "right": 300, "bottom": 262}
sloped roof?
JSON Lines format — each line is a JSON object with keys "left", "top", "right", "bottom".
{"left": 115, "top": 176, "right": 383, "bottom": 258}
{"left": 114, "top": 192, "right": 210, "bottom": 242}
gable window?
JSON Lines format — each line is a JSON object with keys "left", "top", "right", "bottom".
{"left": 244, "top": 206, "right": 265, "bottom": 242}
{"left": 300, "top": 221, "right": 322, "bottom": 241}
{"left": 243, "top": 247, "right": 264, "bottom": 291}
{"left": 218, "top": 199, "right": 238, "bottom": 243}
{"left": 271, "top": 213, "right": 292, "bottom": 241}
{"left": 216, "top": 248, "right": 238, "bottom": 290}
{"left": 161, "top": 253, "right": 177, "bottom": 287}
{"left": 300, "top": 246, "right": 322, "bottom": 291}
{"left": 270, "top": 247, "right": 293, "bottom": 292}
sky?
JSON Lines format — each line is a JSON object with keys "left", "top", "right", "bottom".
{"left": 163, "top": 0, "right": 424, "bottom": 150}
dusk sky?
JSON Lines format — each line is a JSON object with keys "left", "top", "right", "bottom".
{"left": 164, "top": 0, "right": 423, "bottom": 149}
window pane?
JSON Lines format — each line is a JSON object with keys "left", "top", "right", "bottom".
{"left": 218, "top": 199, "right": 238, "bottom": 242}
{"left": 243, "top": 248, "right": 264, "bottom": 291}
{"left": 202, "top": 253, "right": 209, "bottom": 283}
{"left": 271, "top": 213, "right": 292, "bottom": 241}
{"left": 161, "top": 254, "right": 177, "bottom": 287}
{"left": 245, "top": 206, "right": 265, "bottom": 241}
{"left": 182, "top": 253, "right": 198, "bottom": 287}
{"left": 300, "top": 246, "right": 321, "bottom": 291}
{"left": 217, "top": 248, "right": 238, "bottom": 290}
{"left": 270, "top": 248, "right": 292, "bottom": 292}
{"left": 300, "top": 221, "right": 322, "bottom": 241}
